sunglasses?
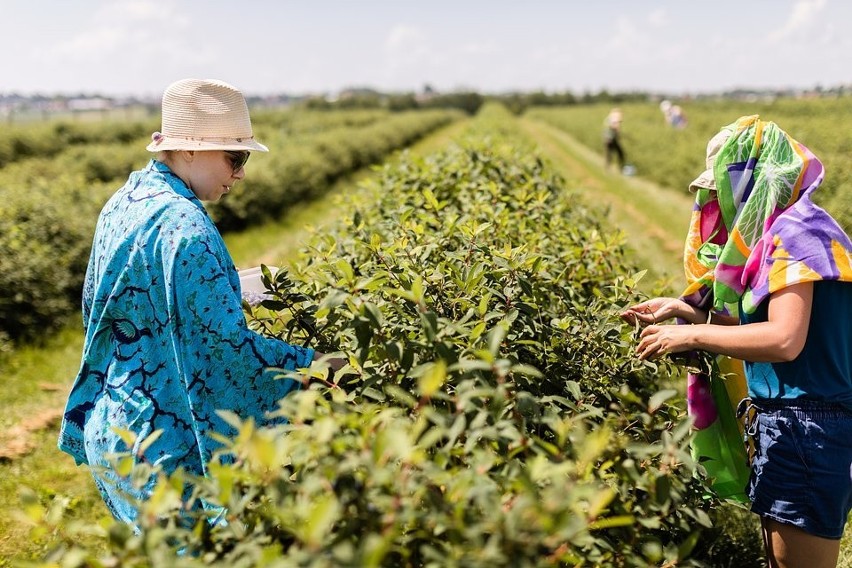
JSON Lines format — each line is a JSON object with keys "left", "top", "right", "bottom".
{"left": 224, "top": 150, "right": 250, "bottom": 173}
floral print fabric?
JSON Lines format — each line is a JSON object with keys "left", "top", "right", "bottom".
{"left": 58, "top": 160, "right": 313, "bottom": 521}
{"left": 681, "top": 115, "right": 852, "bottom": 314}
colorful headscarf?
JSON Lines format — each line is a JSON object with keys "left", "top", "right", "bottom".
{"left": 681, "top": 115, "right": 852, "bottom": 314}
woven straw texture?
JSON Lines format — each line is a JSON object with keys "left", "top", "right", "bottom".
{"left": 147, "top": 78, "right": 268, "bottom": 152}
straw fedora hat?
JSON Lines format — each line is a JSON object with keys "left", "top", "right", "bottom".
{"left": 146, "top": 78, "right": 268, "bottom": 153}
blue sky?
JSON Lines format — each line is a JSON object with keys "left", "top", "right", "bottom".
{"left": 2, "top": 0, "right": 849, "bottom": 97}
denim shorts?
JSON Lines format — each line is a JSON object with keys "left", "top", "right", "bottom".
{"left": 747, "top": 398, "right": 852, "bottom": 539}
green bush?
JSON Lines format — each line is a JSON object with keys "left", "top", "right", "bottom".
{"left": 29, "top": 132, "right": 729, "bottom": 566}
{"left": 0, "top": 174, "right": 110, "bottom": 341}
{"left": 207, "top": 109, "right": 462, "bottom": 231}
{"left": 0, "top": 109, "right": 461, "bottom": 342}
{"left": 0, "top": 118, "right": 158, "bottom": 168}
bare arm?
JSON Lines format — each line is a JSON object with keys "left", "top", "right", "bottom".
{"left": 621, "top": 297, "right": 738, "bottom": 327}
{"left": 633, "top": 282, "right": 813, "bottom": 363}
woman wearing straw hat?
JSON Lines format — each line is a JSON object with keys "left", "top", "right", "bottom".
{"left": 621, "top": 116, "right": 852, "bottom": 567}
{"left": 58, "top": 78, "right": 341, "bottom": 524}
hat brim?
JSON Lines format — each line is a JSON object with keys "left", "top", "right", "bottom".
{"left": 146, "top": 136, "right": 268, "bottom": 153}
{"left": 688, "top": 168, "right": 715, "bottom": 192}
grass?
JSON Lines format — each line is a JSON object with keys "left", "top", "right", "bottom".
{"left": 0, "top": 327, "right": 82, "bottom": 433}
{"left": 519, "top": 115, "right": 693, "bottom": 291}
{"left": 0, "top": 328, "right": 107, "bottom": 564}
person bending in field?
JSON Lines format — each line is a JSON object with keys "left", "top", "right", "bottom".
{"left": 58, "top": 78, "right": 344, "bottom": 525}
{"left": 621, "top": 116, "right": 852, "bottom": 568}
{"left": 602, "top": 108, "right": 626, "bottom": 172}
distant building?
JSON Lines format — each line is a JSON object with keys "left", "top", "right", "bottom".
{"left": 67, "top": 97, "right": 113, "bottom": 111}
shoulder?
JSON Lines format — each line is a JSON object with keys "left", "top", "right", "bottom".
{"left": 159, "top": 207, "right": 223, "bottom": 254}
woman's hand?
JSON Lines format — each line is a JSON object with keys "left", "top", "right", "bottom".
{"left": 620, "top": 297, "right": 688, "bottom": 327}
{"left": 635, "top": 324, "right": 695, "bottom": 360}
{"left": 626, "top": 283, "right": 813, "bottom": 363}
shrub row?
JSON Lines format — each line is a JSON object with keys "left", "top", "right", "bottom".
{"left": 526, "top": 98, "right": 852, "bottom": 232}
{"left": 0, "top": 116, "right": 159, "bottom": 168}
{"left": 208, "top": 109, "right": 462, "bottom": 231}
{"left": 0, "top": 109, "right": 461, "bottom": 342}
{"left": 0, "top": 108, "right": 390, "bottom": 169}
{"left": 251, "top": 108, "right": 391, "bottom": 134}
{"left": 31, "top": 106, "right": 741, "bottom": 566}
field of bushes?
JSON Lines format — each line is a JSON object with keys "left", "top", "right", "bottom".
{"left": 1, "top": 103, "right": 779, "bottom": 566}
{"left": 526, "top": 97, "right": 851, "bottom": 233}
{"left": 0, "top": 108, "right": 461, "bottom": 347}
{"left": 3, "top": 97, "right": 850, "bottom": 565}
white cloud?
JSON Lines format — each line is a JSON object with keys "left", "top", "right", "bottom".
{"left": 604, "top": 16, "right": 648, "bottom": 53}
{"left": 383, "top": 24, "right": 443, "bottom": 87}
{"left": 767, "top": 0, "right": 827, "bottom": 43}
{"left": 385, "top": 24, "right": 428, "bottom": 53}
{"left": 94, "top": 1, "right": 180, "bottom": 25}
{"left": 461, "top": 41, "right": 501, "bottom": 56}
{"left": 55, "top": 27, "right": 125, "bottom": 57}
{"left": 647, "top": 8, "right": 669, "bottom": 27}
{"left": 5, "top": 1, "right": 849, "bottom": 96}
{"left": 42, "top": 1, "right": 199, "bottom": 63}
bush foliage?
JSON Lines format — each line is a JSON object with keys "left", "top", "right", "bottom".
{"left": 30, "top": 113, "right": 727, "bottom": 566}
{"left": 0, "top": 109, "right": 459, "bottom": 342}
{"left": 526, "top": 98, "right": 852, "bottom": 233}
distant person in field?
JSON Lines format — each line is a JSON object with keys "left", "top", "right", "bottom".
{"left": 669, "top": 105, "right": 687, "bottom": 129}
{"left": 659, "top": 100, "right": 688, "bottom": 129}
{"left": 58, "top": 78, "right": 344, "bottom": 525}
{"left": 621, "top": 116, "right": 852, "bottom": 568}
{"left": 602, "top": 107, "right": 626, "bottom": 172}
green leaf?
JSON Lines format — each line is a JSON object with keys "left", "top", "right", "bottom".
{"left": 510, "top": 363, "right": 543, "bottom": 378}
{"left": 137, "top": 429, "right": 164, "bottom": 457}
{"left": 648, "top": 388, "right": 678, "bottom": 413}
{"left": 215, "top": 410, "right": 244, "bottom": 430}
{"left": 587, "top": 514, "right": 634, "bottom": 530}
{"left": 677, "top": 530, "right": 702, "bottom": 561}
{"left": 116, "top": 456, "right": 135, "bottom": 477}
{"left": 417, "top": 359, "right": 447, "bottom": 397}
{"left": 487, "top": 323, "right": 507, "bottom": 356}
{"left": 111, "top": 427, "right": 137, "bottom": 448}
{"left": 565, "top": 380, "right": 582, "bottom": 400}
{"left": 449, "top": 359, "right": 492, "bottom": 373}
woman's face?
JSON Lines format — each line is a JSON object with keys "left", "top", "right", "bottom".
{"left": 186, "top": 150, "right": 247, "bottom": 202}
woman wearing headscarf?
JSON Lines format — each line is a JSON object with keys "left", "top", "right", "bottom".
{"left": 58, "top": 79, "right": 341, "bottom": 524}
{"left": 621, "top": 115, "right": 852, "bottom": 567}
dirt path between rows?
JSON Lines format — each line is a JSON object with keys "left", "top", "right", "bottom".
{"left": 518, "top": 116, "right": 696, "bottom": 292}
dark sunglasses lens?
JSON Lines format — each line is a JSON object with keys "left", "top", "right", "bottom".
{"left": 226, "top": 151, "right": 250, "bottom": 172}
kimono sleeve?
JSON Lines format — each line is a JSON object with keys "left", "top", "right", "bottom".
{"left": 164, "top": 222, "right": 313, "bottom": 455}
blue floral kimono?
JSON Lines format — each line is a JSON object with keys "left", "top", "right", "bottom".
{"left": 58, "top": 160, "right": 313, "bottom": 522}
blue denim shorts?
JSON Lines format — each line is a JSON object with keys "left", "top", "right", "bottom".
{"left": 747, "top": 398, "right": 852, "bottom": 539}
